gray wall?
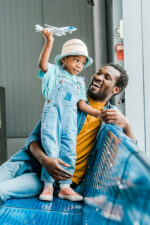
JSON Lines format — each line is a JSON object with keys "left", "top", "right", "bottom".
{"left": 142, "top": 0, "right": 150, "bottom": 154}
{"left": 0, "top": 0, "right": 43, "bottom": 138}
{"left": 122, "top": 0, "right": 150, "bottom": 153}
{"left": 0, "top": 88, "right": 7, "bottom": 164}
{"left": 93, "top": 0, "right": 108, "bottom": 71}
{"left": 0, "top": 0, "right": 95, "bottom": 139}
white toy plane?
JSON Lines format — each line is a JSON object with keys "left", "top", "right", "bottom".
{"left": 35, "top": 24, "right": 77, "bottom": 36}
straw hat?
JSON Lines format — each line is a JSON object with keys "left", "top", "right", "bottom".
{"left": 54, "top": 39, "right": 93, "bottom": 69}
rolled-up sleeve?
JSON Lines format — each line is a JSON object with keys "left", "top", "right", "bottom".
{"left": 38, "top": 63, "right": 59, "bottom": 99}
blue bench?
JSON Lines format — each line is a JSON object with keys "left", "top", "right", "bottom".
{"left": 0, "top": 124, "right": 150, "bottom": 225}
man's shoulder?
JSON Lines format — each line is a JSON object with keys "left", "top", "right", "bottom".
{"left": 104, "top": 101, "right": 118, "bottom": 110}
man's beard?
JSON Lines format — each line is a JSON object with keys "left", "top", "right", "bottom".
{"left": 87, "top": 86, "right": 107, "bottom": 101}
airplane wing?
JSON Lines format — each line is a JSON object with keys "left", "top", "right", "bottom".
{"left": 55, "top": 32, "right": 66, "bottom": 36}
{"left": 45, "top": 24, "right": 58, "bottom": 30}
{"left": 45, "top": 24, "right": 67, "bottom": 35}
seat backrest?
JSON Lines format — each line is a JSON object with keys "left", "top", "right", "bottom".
{"left": 81, "top": 124, "right": 150, "bottom": 225}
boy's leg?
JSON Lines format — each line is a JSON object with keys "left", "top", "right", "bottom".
{"left": 59, "top": 108, "right": 77, "bottom": 184}
{"left": 40, "top": 101, "right": 59, "bottom": 184}
{"left": 39, "top": 102, "right": 60, "bottom": 201}
{"left": 58, "top": 109, "right": 83, "bottom": 201}
{"left": 0, "top": 172, "right": 43, "bottom": 205}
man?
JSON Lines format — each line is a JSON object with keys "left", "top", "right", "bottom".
{"left": 0, "top": 63, "right": 135, "bottom": 205}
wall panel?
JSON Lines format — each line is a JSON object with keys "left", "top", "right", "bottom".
{"left": 0, "top": 0, "right": 95, "bottom": 138}
{"left": 0, "top": 0, "right": 43, "bottom": 137}
{"left": 141, "top": 0, "right": 150, "bottom": 154}
{"left": 122, "top": 0, "right": 145, "bottom": 151}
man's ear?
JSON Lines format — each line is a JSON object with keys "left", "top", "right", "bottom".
{"left": 112, "top": 86, "right": 121, "bottom": 95}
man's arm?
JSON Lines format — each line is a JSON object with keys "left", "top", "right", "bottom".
{"left": 100, "top": 109, "right": 136, "bottom": 142}
{"left": 29, "top": 141, "right": 72, "bottom": 181}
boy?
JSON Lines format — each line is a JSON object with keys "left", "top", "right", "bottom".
{"left": 38, "top": 29, "right": 101, "bottom": 202}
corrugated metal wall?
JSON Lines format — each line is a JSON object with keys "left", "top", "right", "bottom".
{"left": 0, "top": 0, "right": 95, "bottom": 138}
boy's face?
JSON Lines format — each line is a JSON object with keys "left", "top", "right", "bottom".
{"left": 61, "top": 55, "right": 87, "bottom": 75}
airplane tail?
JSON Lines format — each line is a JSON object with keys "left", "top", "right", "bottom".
{"left": 35, "top": 24, "right": 43, "bottom": 32}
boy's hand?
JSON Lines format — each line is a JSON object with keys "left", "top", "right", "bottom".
{"left": 42, "top": 28, "right": 54, "bottom": 42}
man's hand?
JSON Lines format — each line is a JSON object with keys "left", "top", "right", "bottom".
{"left": 29, "top": 141, "right": 72, "bottom": 181}
{"left": 99, "top": 109, "right": 136, "bottom": 141}
{"left": 42, "top": 156, "right": 73, "bottom": 181}
{"left": 100, "top": 109, "right": 129, "bottom": 128}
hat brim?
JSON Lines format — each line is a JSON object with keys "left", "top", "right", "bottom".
{"left": 54, "top": 53, "right": 93, "bottom": 69}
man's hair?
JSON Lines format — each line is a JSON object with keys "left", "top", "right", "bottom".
{"left": 105, "top": 63, "right": 129, "bottom": 93}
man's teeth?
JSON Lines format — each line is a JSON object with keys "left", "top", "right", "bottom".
{"left": 92, "top": 81, "right": 101, "bottom": 88}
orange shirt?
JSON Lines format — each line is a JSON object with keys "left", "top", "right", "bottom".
{"left": 72, "top": 96, "right": 106, "bottom": 184}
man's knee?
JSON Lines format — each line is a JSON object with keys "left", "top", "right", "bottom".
{"left": 0, "top": 182, "right": 9, "bottom": 205}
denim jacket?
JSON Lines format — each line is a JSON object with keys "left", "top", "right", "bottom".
{"left": 77, "top": 101, "right": 122, "bottom": 136}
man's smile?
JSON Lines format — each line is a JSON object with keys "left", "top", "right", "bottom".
{"left": 91, "top": 80, "right": 103, "bottom": 90}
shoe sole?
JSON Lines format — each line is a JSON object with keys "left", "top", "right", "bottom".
{"left": 39, "top": 195, "right": 53, "bottom": 201}
{"left": 58, "top": 194, "right": 83, "bottom": 201}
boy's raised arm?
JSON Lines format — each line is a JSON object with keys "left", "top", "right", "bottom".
{"left": 38, "top": 28, "right": 54, "bottom": 72}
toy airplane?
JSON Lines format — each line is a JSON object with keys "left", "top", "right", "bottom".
{"left": 35, "top": 24, "right": 77, "bottom": 36}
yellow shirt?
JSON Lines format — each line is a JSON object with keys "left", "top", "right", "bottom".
{"left": 72, "top": 96, "right": 106, "bottom": 184}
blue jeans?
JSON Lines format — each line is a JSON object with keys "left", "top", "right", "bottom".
{"left": 0, "top": 158, "right": 43, "bottom": 205}
{"left": 0, "top": 157, "right": 79, "bottom": 205}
